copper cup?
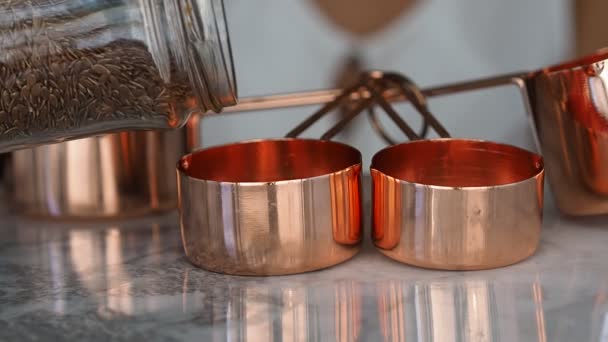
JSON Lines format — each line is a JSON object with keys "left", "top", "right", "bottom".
{"left": 7, "top": 128, "right": 189, "bottom": 219}
{"left": 371, "top": 138, "right": 544, "bottom": 270}
{"left": 177, "top": 138, "right": 362, "bottom": 276}
{"left": 525, "top": 50, "right": 608, "bottom": 216}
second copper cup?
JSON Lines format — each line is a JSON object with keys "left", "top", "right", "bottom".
{"left": 371, "top": 138, "right": 544, "bottom": 270}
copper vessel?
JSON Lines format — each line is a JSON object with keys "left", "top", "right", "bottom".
{"left": 177, "top": 138, "right": 362, "bottom": 276}
{"left": 7, "top": 128, "right": 189, "bottom": 219}
{"left": 524, "top": 51, "right": 608, "bottom": 215}
{"left": 371, "top": 139, "right": 544, "bottom": 270}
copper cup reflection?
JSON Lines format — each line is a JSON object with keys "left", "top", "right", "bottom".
{"left": 10, "top": 217, "right": 176, "bottom": 317}
{"left": 376, "top": 279, "right": 547, "bottom": 342}
{"left": 371, "top": 139, "right": 544, "bottom": 270}
{"left": 177, "top": 138, "right": 363, "bottom": 276}
{"left": 181, "top": 274, "right": 362, "bottom": 342}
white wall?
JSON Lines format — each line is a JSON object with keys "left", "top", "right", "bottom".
{"left": 200, "top": 0, "right": 573, "bottom": 169}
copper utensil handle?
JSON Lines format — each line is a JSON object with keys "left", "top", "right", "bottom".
{"left": 220, "top": 71, "right": 538, "bottom": 147}
{"left": 222, "top": 72, "right": 529, "bottom": 113}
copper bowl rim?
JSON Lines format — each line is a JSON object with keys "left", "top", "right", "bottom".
{"left": 370, "top": 138, "right": 544, "bottom": 190}
{"left": 177, "top": 138, "right": 363, "bottom": 186}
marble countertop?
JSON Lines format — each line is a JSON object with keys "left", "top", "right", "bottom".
{"left": 1, "top": 185, "right": 608, "bottom": 342}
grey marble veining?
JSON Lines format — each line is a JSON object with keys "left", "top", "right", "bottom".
{"left": 2, "top": 191, "right": 608, "bottom": 341}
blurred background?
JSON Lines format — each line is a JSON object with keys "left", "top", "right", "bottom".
{"left": 199, "top": 0, "right": 608, "bottom": 168}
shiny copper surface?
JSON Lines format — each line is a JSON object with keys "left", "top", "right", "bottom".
{"left": 177, "top": 138, "right": 362, "bottom": 275}
{"left": 371, "top": 139, "right": 544, "bottom": 270}
{"left": 223, "top": 49, "right": 608, "bottom": 216}
{"left": 9, "top": 128, "right": 187, "bottom": 219}
{"left": 526, "top": 50, "right": 608, "bottom": 215}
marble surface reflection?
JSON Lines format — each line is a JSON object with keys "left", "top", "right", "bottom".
{"left": 2, "top": 188, "right": 608, "bottom": 341}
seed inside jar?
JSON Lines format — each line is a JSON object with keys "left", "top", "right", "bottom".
{"left": 0, "top": 1, "right": 195, "bottom": 142}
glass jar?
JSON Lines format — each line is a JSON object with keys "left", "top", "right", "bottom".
{"left": 0, "top": 0, "right": 237, "bottom": 152}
